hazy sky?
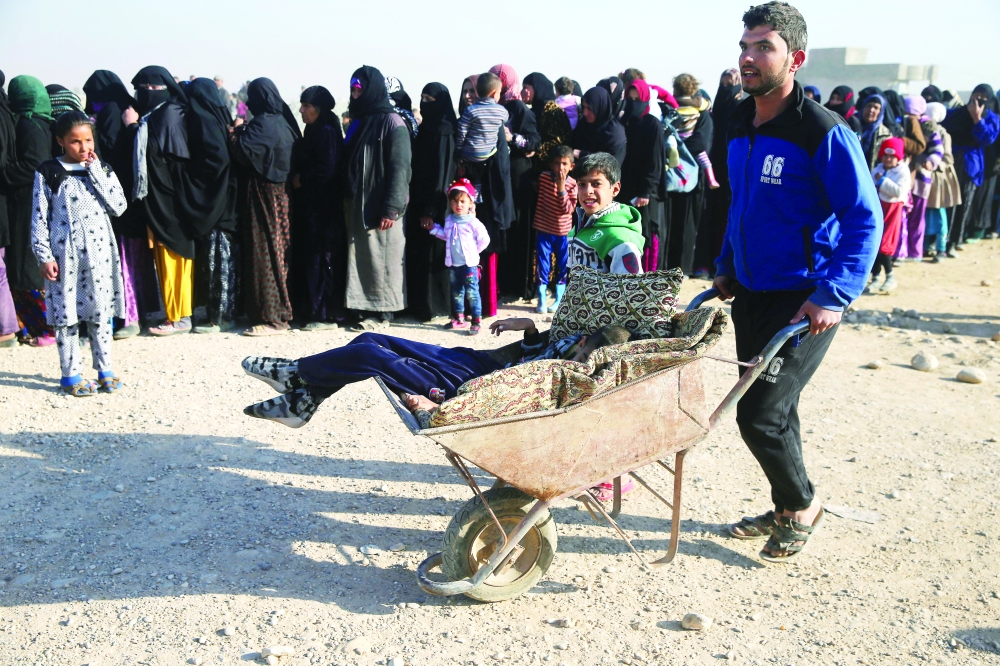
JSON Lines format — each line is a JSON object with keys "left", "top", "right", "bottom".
{"left": 2, "top": 0, "right": 996, "bottom": 112}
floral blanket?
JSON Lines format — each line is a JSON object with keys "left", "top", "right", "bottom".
{"left": 427, "top": 306, "right": 727, "bottom": 428}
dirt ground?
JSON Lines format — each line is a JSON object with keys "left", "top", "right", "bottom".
{"left": 1, "top": 239, "right": 998, "bottom": 666}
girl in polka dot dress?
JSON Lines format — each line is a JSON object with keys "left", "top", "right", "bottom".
{"left": 31, "top": 112, "right": 128, "bottom": 396}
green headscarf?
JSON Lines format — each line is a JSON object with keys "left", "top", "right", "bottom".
{"left": 8, "top": 75, "right": 53, "bottom": 121}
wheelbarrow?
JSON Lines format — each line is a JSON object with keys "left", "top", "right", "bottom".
{"left": 377, "top": 287, "right": 810, "bottom": 602}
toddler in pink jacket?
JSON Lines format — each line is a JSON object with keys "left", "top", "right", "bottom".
{"left": 421, "top": 179, "right": 491, "bottom": 334}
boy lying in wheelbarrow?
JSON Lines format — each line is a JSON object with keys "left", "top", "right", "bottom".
{"left": 243, "top": 150, "right": 641, "bottom": 428}
{"left": 241, "top": 320, "right": 631, "bottom": 428}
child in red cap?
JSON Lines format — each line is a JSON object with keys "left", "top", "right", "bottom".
{"left": 866, "top": 137, "right": 910, "bottom": 294}
{"left": 421, "top": 179, "right": 491, "bottom": 333}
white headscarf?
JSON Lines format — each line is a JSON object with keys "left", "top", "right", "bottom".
{"left": 926, "top": 102, "right": 947, "bottom": 124}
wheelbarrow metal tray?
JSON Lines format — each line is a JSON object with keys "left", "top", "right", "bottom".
{"left": 380, "top": 358, "right": 708, "bottom": 501}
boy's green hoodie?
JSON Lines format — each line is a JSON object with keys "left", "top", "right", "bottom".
{"left": 567, "top": 202, "right": 645, "bottom": 274}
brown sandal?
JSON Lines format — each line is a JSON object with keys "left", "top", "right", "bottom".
{"left": 727, "top": 510, "right": 779, "bottom": 540}
{"left": 759, "top": 508, "right": 825, "bottom": 564}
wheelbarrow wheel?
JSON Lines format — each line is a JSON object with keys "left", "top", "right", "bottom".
{"left": 441, "top": 487, "right": 557, "bottom": 602}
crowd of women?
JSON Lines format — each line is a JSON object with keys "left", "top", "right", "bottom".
{"left": 817, "top": 82, "right": 1000, "bottom": 273}
{"left": 0, "top": 62, "right": 998, "bottom": 348}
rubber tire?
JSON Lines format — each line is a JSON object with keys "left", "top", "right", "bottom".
{"left": 441, "top": 487, "right": 557, "bottom": 602}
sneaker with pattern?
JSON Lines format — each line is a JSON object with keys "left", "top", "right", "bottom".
{"left": 241, "top": 356, "right": 306, "bottom": 393}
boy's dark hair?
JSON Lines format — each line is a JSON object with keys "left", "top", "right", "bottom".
{"left": 555, "top": 76, "right": 575, "bottom": 96}
{"left": 589, "top": 324, "right": 632, "bottom": 350}
{"left": 742, "top": 1, "right": 808, "bottom": 53}
{"left": 476, "top": 73, "right": 501, "bottom": 99}
{"left": 54, "top": 111, "right": 94, "bottom": 138}
{"left": 578, "top": 152, "right": 620, "bottom": 186}
{"left": 548, "top": 144, "right": 574, "bottom": 164}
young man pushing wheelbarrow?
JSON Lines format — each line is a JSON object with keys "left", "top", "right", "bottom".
{"left": 713, "top": 2, "right": 882, "bottom": 563}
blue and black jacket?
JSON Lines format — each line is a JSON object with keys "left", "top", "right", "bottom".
{"left": 715, "top": 82, "right": 882, "bottom": 311}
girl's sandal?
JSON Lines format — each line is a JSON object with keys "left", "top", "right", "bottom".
{"left": 98, "top": 375, "right": 123, "bottom": 393}
{"left": 759, "top": 508, "right": 825, "bottom": 564}
{"left": 62, "top": 380, "right": 97, "bottom": 397}
{"left": 727, "top": 510, "right": 779, "bottom": 540}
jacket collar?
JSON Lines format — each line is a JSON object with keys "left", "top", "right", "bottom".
{"left": 734, "top": 79, "right": 806, "bottom": 131}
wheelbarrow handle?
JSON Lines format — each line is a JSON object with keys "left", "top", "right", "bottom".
{"left": 708, "top": 318, "right": 811, "bottom": 430}
{"left": 685, "top": 287, "right": 722, "bottom": 312}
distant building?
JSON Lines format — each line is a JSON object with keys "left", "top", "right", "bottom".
{"left": 799, "top": 48, "right": 938, "bottom": 98}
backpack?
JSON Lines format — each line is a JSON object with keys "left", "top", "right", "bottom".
{"left": 660, "top": 110, "right": 699, "bottom": 194}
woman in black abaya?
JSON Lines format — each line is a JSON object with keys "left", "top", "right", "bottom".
{"left": 571, "top": 86, "right": 627, "bottom": 166}
{"left": 290, "top": 84, "right": 345, "bottom": 329}
{"left": 407, "top": 82, "right": 457, "bottom": 321}
{"left": 83, "top": 70, "right": 152, "bottom": 338}
{"left": 184, "top": 77, "right": 239, "bottom": 333}
{"left": 229, "top": 77, "right": 300, "bottom": 335}
{"left": 123, "top": 65, "right": 196, "bottom": 335}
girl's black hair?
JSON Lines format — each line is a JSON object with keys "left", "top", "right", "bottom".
{"left": 53, "top": 110, "right": 94, "bottom": 138}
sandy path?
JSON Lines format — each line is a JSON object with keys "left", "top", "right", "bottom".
{"left": 0, "top": 239, "right": 998, "bottom": 666}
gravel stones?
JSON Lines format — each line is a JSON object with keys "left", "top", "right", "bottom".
{"left": 911, "top": 352, "right": 938, "bottom": 372}
{"left": 342, "top": 636, "right": 370, "bottom": 655}
{"left": 681, "top": 613, "right": 713, "bottom": 630}
{"left": 957, "top": 368, "right": 987, "bottom": 384}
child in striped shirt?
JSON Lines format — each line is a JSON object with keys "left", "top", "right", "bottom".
{"left": 456, "top": 73, "right": 508, "bottom": 191}
{"left": 532, "top": 145, "right": 577, "bottom": 313}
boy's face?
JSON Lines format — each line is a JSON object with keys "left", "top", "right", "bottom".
{"left": 550, "top": 156, "right": 573, "bottom": 181}
{"left": 576, "top": 169, "right": 621, "bottom": 214}
{"left": 881, "top": 153, "right": 900, "bottom": 169}
{"left": 450, "top": 192, "right": 472, "bottom": 216}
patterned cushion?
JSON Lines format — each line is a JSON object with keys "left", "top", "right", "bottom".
{"left": 548, "top": 266, "right": 685, "bottom": 342}
{"left": 428, "top": 307, "right": 727, "bottom": 428}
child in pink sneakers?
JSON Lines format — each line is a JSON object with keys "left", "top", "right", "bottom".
{"left": 421, "top": 179, "right": 491, "bottom": 334}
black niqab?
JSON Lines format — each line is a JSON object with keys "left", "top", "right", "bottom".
{"left": 825, "top": 85, "right": 856, "bottom": 119}
{"left": 523, "top": 72, "right": 555, "bottom": 118}
{"left": 572, "top": 86, "right": 627, "bottom": 164}
{"left": 183, "top": 77, "right": 235, "bottom": 235}
{"left": 84, "top": 70, "right": 135, "bottom": 112}
{"left": 83, "top": 70, "right": 136, "bottom": 161}
{"left": 882, "top": 90, "right": 907, "bottom": 123}
{"left": 417, "top": 82, "right": 456, "bottom": 136}
{"left": 132, "top": 66, "right": 187, "bottom": 115}
{"left": 347, "top": 66, "right": 395, "bottom": 120}
{"left": 921, "top": 85, "right": 943, "bottom": 104}
{"left": 238, "top": 77, "right": 299, "bottom": 182}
